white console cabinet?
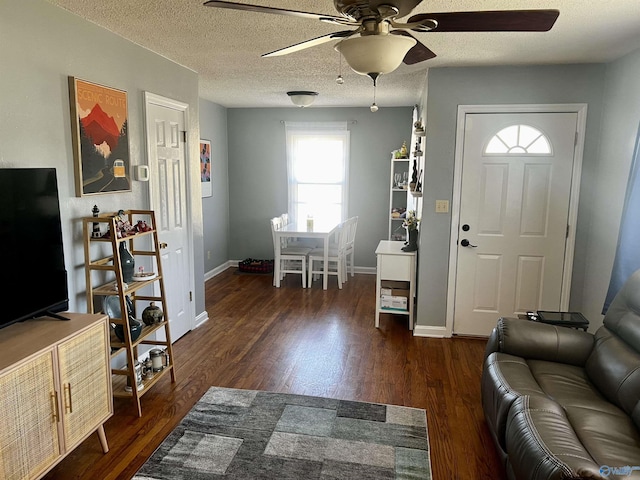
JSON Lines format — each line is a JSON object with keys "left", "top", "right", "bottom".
{"left": 375, "top": 240, "right": 417, "bottom": 330}
{"left": 0, "top": 313, "right": 112, "bottom": 480}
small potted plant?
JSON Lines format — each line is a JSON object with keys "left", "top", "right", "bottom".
{"left": 402, "top": 210, "right": 420, "bottom": 252}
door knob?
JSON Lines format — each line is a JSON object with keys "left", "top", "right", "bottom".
{"left": 460, "top": 239, "right": 477, "bottom": 247}
{"left": 160, "top": 242, "right": 168, "bottom": 249}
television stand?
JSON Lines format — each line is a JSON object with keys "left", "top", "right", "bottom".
{"left": 0, "top": 313, "right": 112, "bottom": 479}
{"left": 44, "top": 311, "right": 70, "bottom": 321}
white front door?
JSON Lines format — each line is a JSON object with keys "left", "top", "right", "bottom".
{"left": 452, "top": 110, "right": 582, "bottom": 336}
{"left": 144, "top": 93, "right": 193, "bottom": 342}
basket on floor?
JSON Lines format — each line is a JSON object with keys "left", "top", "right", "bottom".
{"left": 238, "top": 258, "right": 274, "bottom": 274}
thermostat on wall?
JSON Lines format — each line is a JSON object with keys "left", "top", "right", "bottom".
{"left": 136, "top": 165, "right": 150, "bottom": 182}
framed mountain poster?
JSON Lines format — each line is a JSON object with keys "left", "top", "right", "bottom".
{"left": 69, "top": 77, "right": 131, "bottom": 196}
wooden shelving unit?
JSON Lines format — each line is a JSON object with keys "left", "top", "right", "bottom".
{"left": 82, "top": 209, "right": 176, "bottom": 417}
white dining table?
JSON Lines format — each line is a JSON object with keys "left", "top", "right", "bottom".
{"left": 274, "top": 219, "right": 340, "bottom": 290}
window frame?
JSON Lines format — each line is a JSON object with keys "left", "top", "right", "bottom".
{"left": 484, "top": 124, "right": 553, "bottom": 156}
{"left": 285, "top": 122, "right": 350, "bottom": 226}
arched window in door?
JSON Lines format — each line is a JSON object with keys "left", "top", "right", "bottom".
{"left": 485, "top": 124, "right": 552, "bottom": 154}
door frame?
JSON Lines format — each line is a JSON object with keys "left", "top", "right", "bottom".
{"left": 445, "top": 104, "right": 588, "bottom": 337}
{"left": 143, "top": 91, "right": 197, "bottom": 336}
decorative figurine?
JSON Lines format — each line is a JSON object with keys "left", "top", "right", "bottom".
{"left": 91, "top": 205, "right": 102, "bottom": 238}
{"left": 400, "top": 141, "right": 408, "bottom": 158}
{"left": 135, "top": 220, "right": 152, "bottom": 232}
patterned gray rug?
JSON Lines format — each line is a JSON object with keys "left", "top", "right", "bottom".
{"left": 133, "top": 386, "right": 431, "bottom": 479}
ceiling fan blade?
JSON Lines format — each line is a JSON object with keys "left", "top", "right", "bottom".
{"left": 262, "top": 30, "right": 356, "bottom": 58}
{"left": 203, "top": 1, "right": 347, "bottom": 24}
{"left": 391, "top": 31, "right": 436, "bottom": 64}
{"left": 407, "top": 10, "right": 560, "bottom": 32}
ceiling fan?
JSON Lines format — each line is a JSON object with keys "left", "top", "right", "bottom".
{"left": 203, "top": 0, "right": 560, "bottom": 81}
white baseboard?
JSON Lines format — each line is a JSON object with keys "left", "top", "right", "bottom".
{"left": 195, "top": 310, "right": 209, "bottom": 329}
{"left": 413, "top": 325, "right": 450, "bottom": 338}
{"left": 217, "top": 261, "right": 375, "bottom": 277}
{"left": 204, "top": 261, "right": 234, "bottom": 281}
{"left": 354, "top": 266, "right": 376, "bottom": 275}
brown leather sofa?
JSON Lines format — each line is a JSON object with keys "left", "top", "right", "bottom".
{"left": 482, "top": 270, "right": 640, "bottom": 479}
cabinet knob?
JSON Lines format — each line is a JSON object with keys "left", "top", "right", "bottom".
{"left": 160, "top": 242, "right": 168, "bottom": 249}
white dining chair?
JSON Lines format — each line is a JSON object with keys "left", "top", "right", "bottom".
{"left": 270, "top": 217, "right": 312, "bottom": 288}
{"left": 324, "top": 216, "right": 358, "bottom": 282}
{"left": 307, "top": 220, "right": 348, "bottom": 289}
{"left": 342, "top": 216, "right": 358, "bottom": 281}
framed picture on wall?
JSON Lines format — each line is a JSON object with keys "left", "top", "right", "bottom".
{"left": 200, "top": 139, "right": 212, "bottom": 198}
{"left": 68, "top": 76, "right": 131, "bottom": 196}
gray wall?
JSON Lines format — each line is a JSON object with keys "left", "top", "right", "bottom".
{"left": 0, "top": 0, "right": 205, "bottom": 321}
{"left": 418, "top": 64, "right": 607, "bottom": 328}
{"left": 579, "top": 48, "right": 640, "bottom": 331}
{"left": 226, "top": 107, "right": 413, "bottom": 267}
{"left": 200, "top": 100, "right": 230, "bottom": 274}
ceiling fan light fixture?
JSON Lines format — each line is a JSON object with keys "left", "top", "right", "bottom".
{"left": 335, "top": 34, "right": 416, "bottom": 77}
{"left": 287, "top": 91, "right": 318, "bottom": 107}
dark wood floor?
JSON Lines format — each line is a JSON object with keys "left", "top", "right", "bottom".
{"left": 45, "top": 269, "right": 504, "bottom": 480}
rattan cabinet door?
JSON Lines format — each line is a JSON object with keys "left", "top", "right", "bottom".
{"left": 57, "top": 322, "right": 111, "bottom": 451}
{"left": 0, "top": 350, "right": 60, "bottom": 480}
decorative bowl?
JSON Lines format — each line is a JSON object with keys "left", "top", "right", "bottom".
{"left": 113, "top": 318, "right": 143, "bottom": 342}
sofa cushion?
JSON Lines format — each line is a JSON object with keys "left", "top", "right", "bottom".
{"left": 584, "top": 268, "right": 640, "bottom": 418}
{"left": 586, "top": 326, "right": 640, "bottom": 416}
{"left": 528, "top": 360, "right": 624, "bottom": 416}
{"left": 506, "top": 395, "right": 603, "bottom": 480}
{"left": 603, "top": 268, "right": 640, "bottom": 352}
{"left": 482, "top": 352, "right": 547, "bottom": 449}
{"left": 495, "top": 318, "right": 594, "bottom": 367}
{"left": 564, "top": 404, "right": 640, "bottom": 472}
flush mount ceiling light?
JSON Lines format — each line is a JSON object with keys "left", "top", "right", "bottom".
{"left": 287, "top": 91, "right": 318, "bottom": 107}
{"left": 335, "top": 34, "right": 416, "bottom": 80}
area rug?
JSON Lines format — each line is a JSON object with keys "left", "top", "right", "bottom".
{"left": 133, "top": 386, "right": 431, "bottom": 479}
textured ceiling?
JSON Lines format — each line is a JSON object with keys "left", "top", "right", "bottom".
{"left": 47, "top": 0, "right": 640, "bottom": 108}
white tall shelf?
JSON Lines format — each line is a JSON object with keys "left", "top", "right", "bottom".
{"left": 388, "top": 109, "right": 426, "bottom": 241}
{"left": 388, "top": 154, "right": 411, "bottom": 241}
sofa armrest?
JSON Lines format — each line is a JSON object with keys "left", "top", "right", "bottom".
{"left": 485, "top": 317, "right": 594, "bottom": 367}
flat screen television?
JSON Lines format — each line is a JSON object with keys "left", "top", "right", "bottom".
{"left": 0, "top": 168, "right": 69, "bottom": 329}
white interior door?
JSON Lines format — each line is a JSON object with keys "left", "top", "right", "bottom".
{"left": 144, "top": 93, "right": 193, "bottom": 342}
{"left": 453, "top": 111, "right": 580, "bottom": 336}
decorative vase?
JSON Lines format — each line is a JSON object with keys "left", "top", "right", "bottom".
{"left": 142, "top": 302, "right": 164, "bottom": 326}
{"left": 119, "top": 241, "right": 135, "bottom": 283}
{"left": 402, "top": 228, "right": 419, "bottom": 252}
{"left": 114, "top": 318, "right": 144, "bottom": 342}
{"left": 411, "top": 157, "right": 418, "bottom": 185}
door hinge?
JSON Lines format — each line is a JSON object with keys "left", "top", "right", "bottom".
{"left": 574, "top": 131, "right": 578, "bottom": 146}
{"left": 566, "top": 225, "right": 570, "bottom": 238}
{"left": 181, "top": 131, "right": 187, "bottom": 143}
{"left": 189, "top": 291, "right": 193, "bottom": 302}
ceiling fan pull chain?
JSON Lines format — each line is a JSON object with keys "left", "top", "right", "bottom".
{"left": 370, "top": 76, "right": 378, "bottom": 113}
{"left": 336, "top": 52, "right": 344, "bottom": 85}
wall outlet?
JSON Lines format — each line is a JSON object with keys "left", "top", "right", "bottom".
{"left": 435, "top": 200, "right": 449, "bottom": 213}
{"left": 207, "top": 250, "right": 211, "bottom": 260}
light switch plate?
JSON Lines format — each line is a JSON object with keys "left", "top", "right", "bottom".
{"left": 435, "top": 200, "right": 449, "bottom": 213}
